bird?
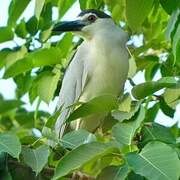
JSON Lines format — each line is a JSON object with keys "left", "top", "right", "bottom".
{"left": 53, "top": 9, "right": 129, "bottom": 138}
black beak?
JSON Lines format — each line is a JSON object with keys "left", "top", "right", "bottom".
{"left": 52, "top": 20, "right": 86, "bottom": 32}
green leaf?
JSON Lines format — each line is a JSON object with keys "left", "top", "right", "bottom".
{"left": 61, "top": 129, "right": 96, "bottom": 149}
{"left": 8, "top": 0, "right": 30, "bottom": 26}
{"left": 165, "top": 9, "right": 180, "bottom": 41}
{"left": 86, "top": 0, "right": 103, "bottom": 9}
{"left": 39, "top": 2, "right": 52, "bottom": 30}
{"left": 14, "top": 73, "right": 33, "bottom": 98}
{"left": 125, "top": 0, "right": 154, "bottom": 31}
{"left": 141, "top": 123, "right": 176, "bottom": 146}
{"left": 0, "top": 99, "right": 24, "bottom": 114}
{"left": 22, "top": 145, "right": 49, "bottom": 174}
{"left": 159, "top": 96, "right": 175, "bottom": 118}
{"left": 35, "top": 0, "right": 45, "bottom": 20}
{"left": 0, "top": 152, "right": 6, "bottom": 171}
{"left": 26, "top": 16, "right": 38, "bottom": 36}
{"left": 57, "top": 33, "right": 73, "bottom": 58}
{"left": 0, "top": 27, "right": 14, "bottom": 43}
{"left": 0, "top": 133, "right": 21, "bottom": 158}
{"left": 127, "top": 171, "right": 144, "bottom": 180}
{"left": 45, "top": 110, "right": 61, "bottom": 128}
{"left": 132, "top": 77, "right": 179, "bottom": 100}
{"left": 145, "top": 63, "right": 159, "bottom": 81}
{"left": 15, "top": 19, "right": 28, "bottom": 38}
{"left": 58, "top": 0, "right": 75, "bottom": 18}
{"left": 160, "top": 0, "right": 178, "bottom": 15}
{"left": 173, "top": 23, "right": 180, "bottom": 64}
{"left": 118, "top": 94, "right": 132, "bottom": 112}
{"left": 164, "top": 87, "right": 180, "bottom": 109}
{"left": 126, "top": 141, "right": 180, "bottom": 180}
{"left": 128, "top": 57, "right": 137, "bottom": 78}
{"left": 0, "top": 50, "right": 11, "bottom": 69}
{"left": 39, "top": 27, "right": 52, "bottom": 42}
{"left": 5, "top": 46, "right": 27, "bottom": 68}
{"left": 53, "top": 142, "right": 116, "bottom": 179}
{"left": 135, "top": 55, "right": 159, "bottom": 72}
{"left": 144, "top": 103, "right": 159, "bottom": 122}
{"left": 67, "top": 95, "right": 118, "bottom": 122}
{"left": 97, "top": 164, "right": 130, "bottom": 180}
{"left": 36, "top": 69, "right": 61, "bottom": 103}
{"left": 79, "top": 0, "right": 87, "bottom": 9}
{"left": 4, "top": 47, "right": 62, "bottom": 78}
{"left": 112, "top": 5, "right": 122, "bottom": 23}
{"left": 15, "top": 110, "right": 35, "bottom": 128}
{"left": 112, "top": 106, "right": 145, "bottom": 146}
{"left": 112, "top": 101, "right": 141, "bottom": 122}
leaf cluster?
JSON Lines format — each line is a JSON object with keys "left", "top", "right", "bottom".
{"left": 0, "top": 0, "right": 180, "bottom": 179}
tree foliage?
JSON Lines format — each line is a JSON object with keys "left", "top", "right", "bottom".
{"left": 0, "top": 0, "right": 180, "bottom": 179}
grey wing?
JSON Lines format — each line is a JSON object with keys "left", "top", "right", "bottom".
{"left": 55, "top": 44, "right": 89, "bottom": 138}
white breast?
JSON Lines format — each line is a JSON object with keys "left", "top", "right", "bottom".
{"left": 80, "top": 32, "right": 129, "bottom": 101}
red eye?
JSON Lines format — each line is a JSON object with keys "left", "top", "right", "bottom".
{"left": 88, "top": 15, "right": 96, "bottom": 22}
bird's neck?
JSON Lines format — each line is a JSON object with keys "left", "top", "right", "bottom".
{"left": 89, "top": 28, "right": 127, "bottom": 50}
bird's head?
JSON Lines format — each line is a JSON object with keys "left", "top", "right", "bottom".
{"left": 52, "top": 9, "right": 113, "bottom": 39}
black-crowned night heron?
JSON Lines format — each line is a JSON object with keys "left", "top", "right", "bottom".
{"left": 53, "top": 9, "right": 129, "bottom": 138}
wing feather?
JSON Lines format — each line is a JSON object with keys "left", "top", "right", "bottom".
{"left": 55, "top": 42, "right": 89, "bottom": 137}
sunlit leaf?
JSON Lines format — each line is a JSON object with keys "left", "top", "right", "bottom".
{"left": 4, "top": 48, "right": 62, "bottom": 78}
{"left": 8, "top": 0, "right": 30, "bottom": 26}
{"left": 128, "top": 57, "right": 137, "bottom": 78}
{"left": 39, "top": 27, "right": 52, "bottom": 42}
{"left": 112, "top": 101, "right": 141, "bottom": 122}
{"left": 164, "top": 87, "right": 180, "bottom": 109}
{"left": 35, "top": 0, "right": 45, "bottom": 20}
{"left": 5, "top": 46, "right": 27, "bottom": 68}
{"left": 58, "top": 0, "right": 75, "bottom": 18}
{"left": 0, "top": 27, "right": 14, "bottom": 43}
{"left": 112, "top": 5, "right": 121, "bottom": 23}
{"left": 86, "top": 0, "right": 103, "bottom": 9}
{"left": 79, "top": 0, "right": 87, "bottom": 9}
{"left": 39, "top": 2, "right": 53, "bottom": 30}
{"left": 57, "top": 33, "right": 73, "bottom": 58}
{"left": 126, "top": 0, "right": 154, "bottom": 31}
{"left": 118, "top": 94, "right": 132, "bottom": 112}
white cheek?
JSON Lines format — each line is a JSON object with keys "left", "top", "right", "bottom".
{"left": 82, "top": 25, "right": 91, "bottom": 32}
